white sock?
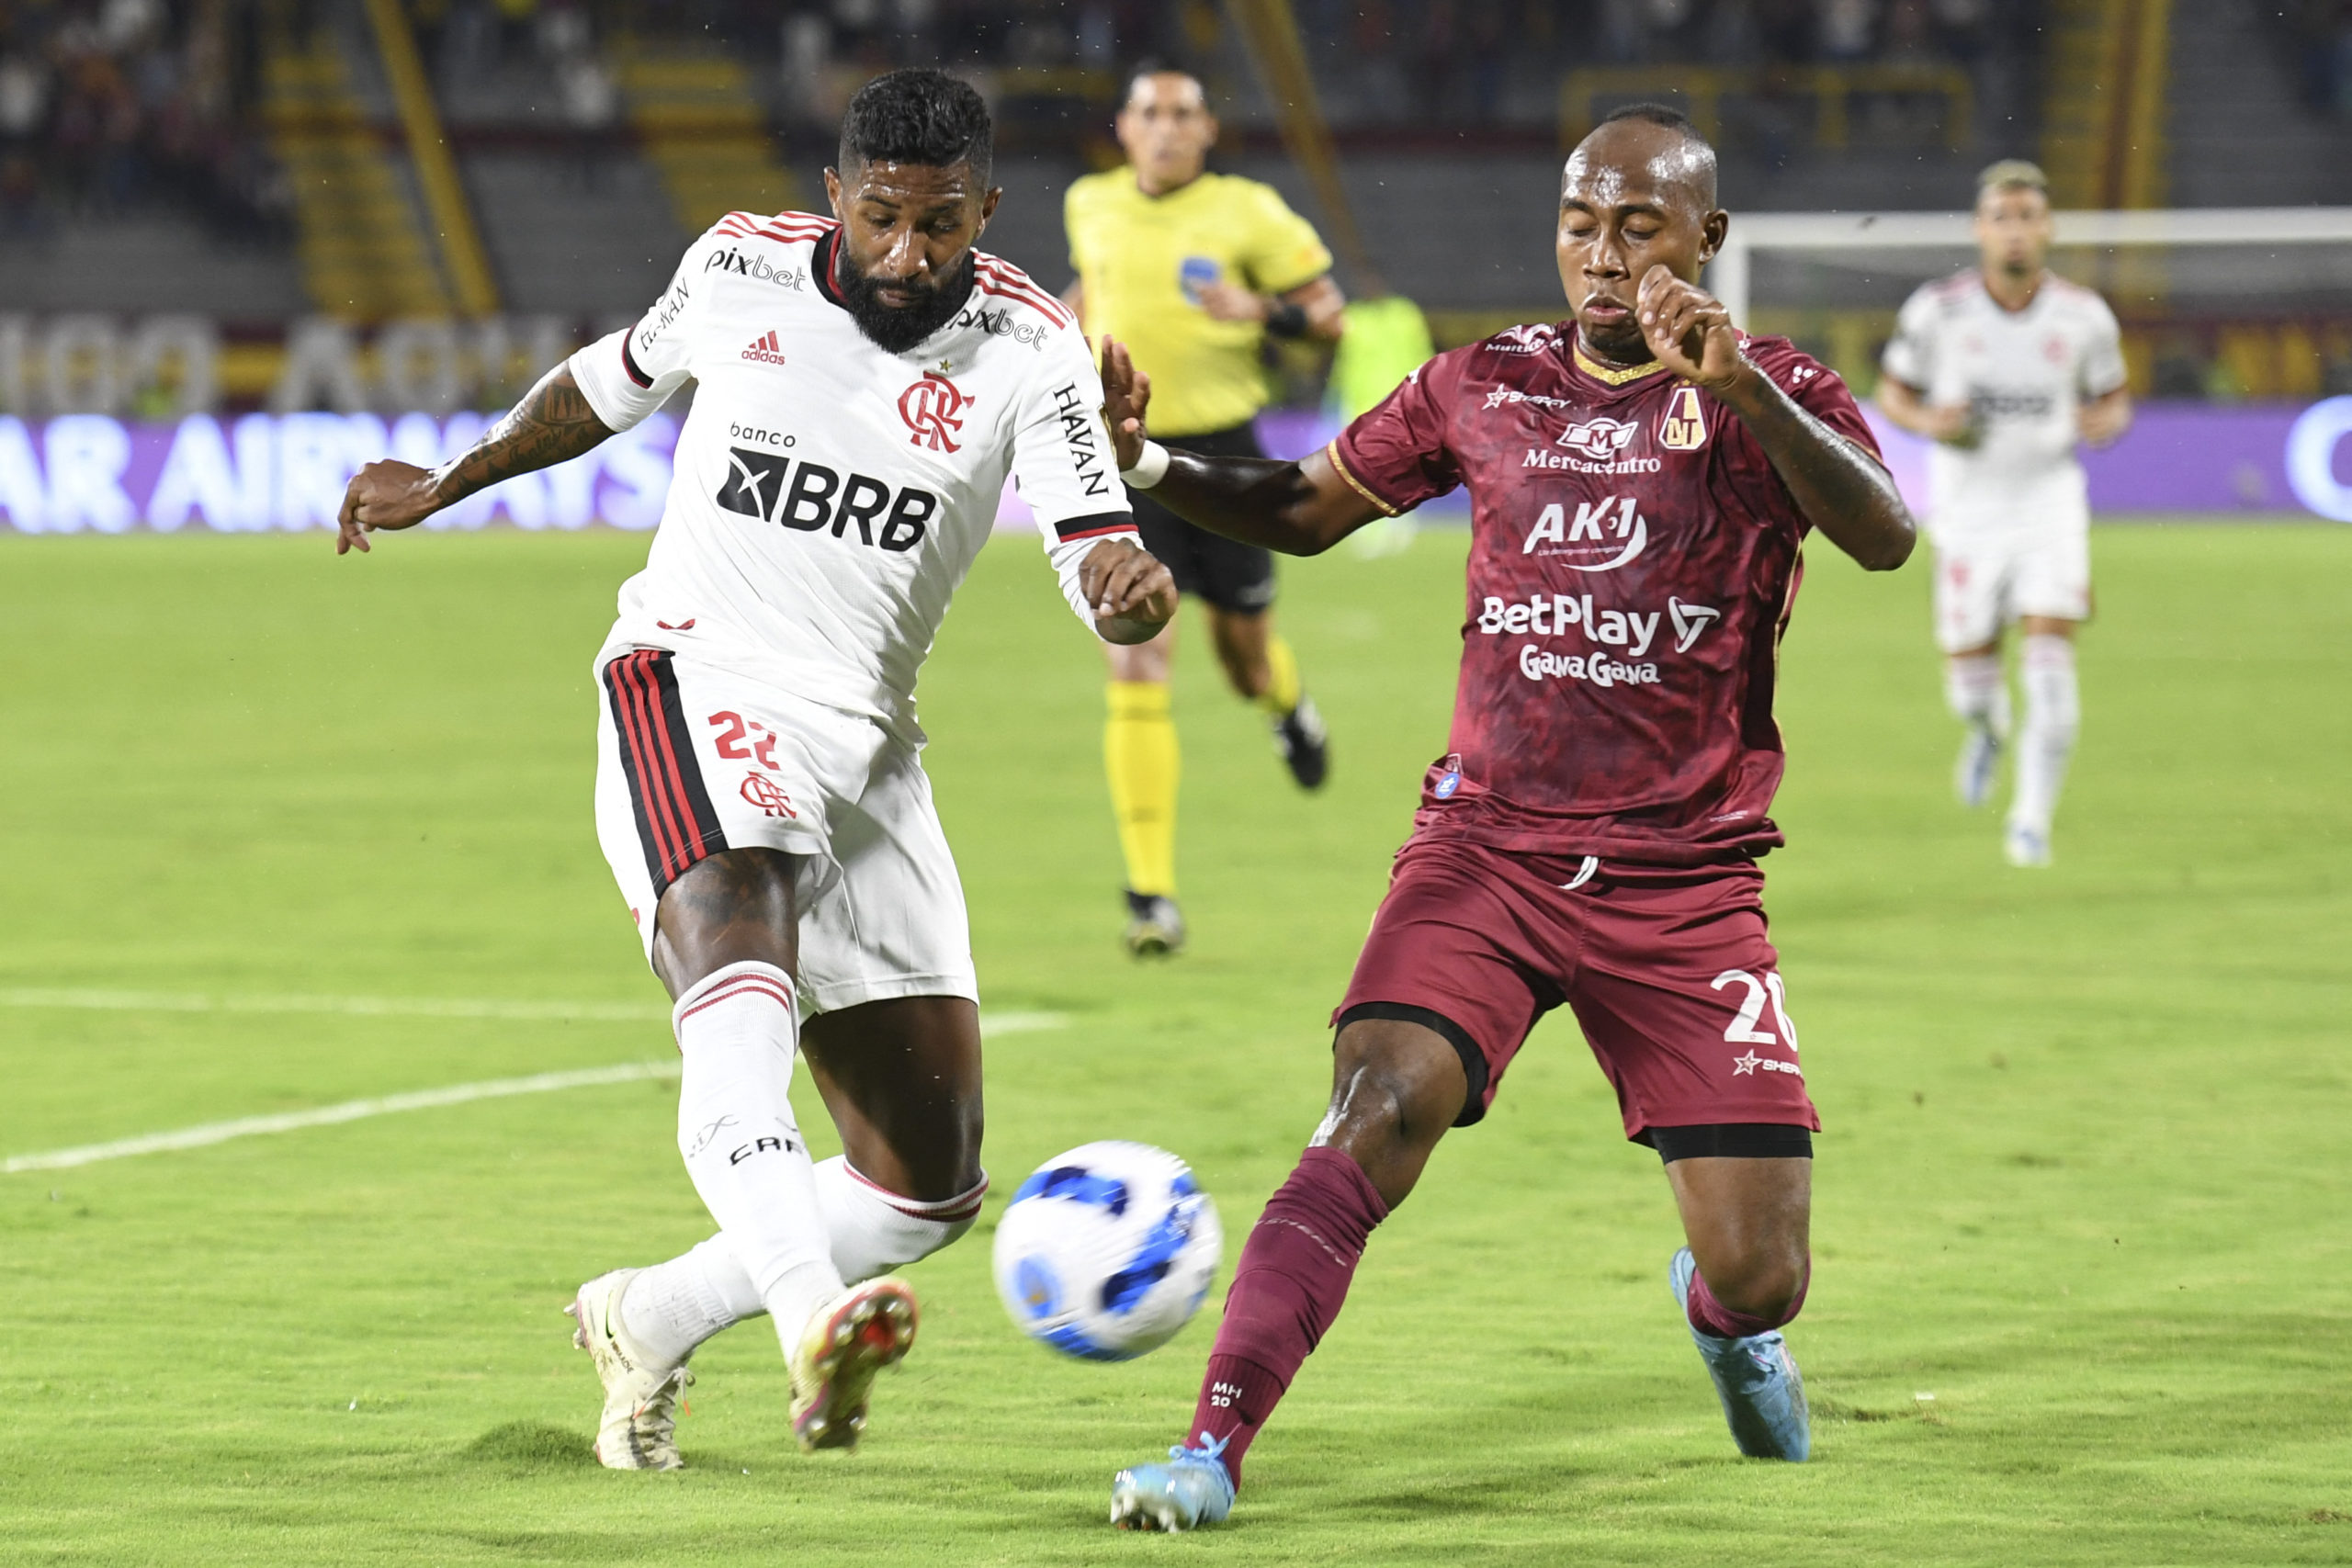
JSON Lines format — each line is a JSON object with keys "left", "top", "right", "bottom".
{"left": 2009, "top": 634, "right": 2079, "bottom": 835}
{"left": 671, "top": 962, "right": 844, "bottom": 1355}
{"left": 1944, "top": 651, "right": 2010, "bottom": 740}
{"left": 813, "top": 1156, "right": 989, "bottom": 1283}
{"left": 619, "top": 1158, "right": 988, "bottom": 1361}
{"left": 620, "top": 1235, "right": 756, "bottom": 1367}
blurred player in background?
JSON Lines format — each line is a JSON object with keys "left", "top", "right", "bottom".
{"left": 1094, "top": 106, "right": 1917, "bottom": 1530}
{"left": 1877, "top": 160, "right": 2132, "bottom": 867}
{"left": 335, "top": 70, "right": 1173, "bottom": 1471}
{"left": 1063, "top": 66, "right": 1347, "bottom": 955}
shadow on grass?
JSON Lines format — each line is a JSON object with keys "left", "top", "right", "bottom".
{"left": 464, "top": 1421, "right": 599, "bottom": 1471}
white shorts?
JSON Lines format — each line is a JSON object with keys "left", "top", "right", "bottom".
{"left": 593, "top": 647, "right": 976, "bottom": 1015}
{"left": 1930, "top": 526, "right": 2091, "bottom": 653}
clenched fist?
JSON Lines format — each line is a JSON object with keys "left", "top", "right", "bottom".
{"left": 336, "top": 461, "right": 444, "bottom": 555}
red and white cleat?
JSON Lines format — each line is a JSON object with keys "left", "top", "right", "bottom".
{"left": 787, "top": 1276, "right": 920, "bottom": 1451}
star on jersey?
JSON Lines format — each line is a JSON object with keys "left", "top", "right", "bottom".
{"left": 1732, "top": 1051, "right": 1762, "bottom": 1076}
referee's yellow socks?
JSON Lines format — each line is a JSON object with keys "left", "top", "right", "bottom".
{"left": 1105, "top": 680, "right": 1179, "bottom": 897}
{"left": 1255, "top": 633, "right": 1303, "bottom": 717}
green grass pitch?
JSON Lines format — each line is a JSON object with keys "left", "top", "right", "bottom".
{"left": 3, "top": 520, "right": 2348, "bottom": 1565}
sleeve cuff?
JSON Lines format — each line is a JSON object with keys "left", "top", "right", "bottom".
{"left": 1323, "top": 439, "right": 1403, "bottom": 517}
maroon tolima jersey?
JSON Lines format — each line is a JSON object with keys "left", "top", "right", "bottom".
{"left": 1329, "top": 322, "right": 1882, "bottom": 865}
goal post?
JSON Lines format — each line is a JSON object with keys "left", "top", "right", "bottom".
{"left": 1710, "top": 207, "right": 2352, "bottom": 519}
{"left": 1709, "top": 207, "right": 2352, "bottom": 402}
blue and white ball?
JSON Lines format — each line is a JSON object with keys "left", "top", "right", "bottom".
{"left": 992, "top": 1141, "right": 1222, "bottom": 1361}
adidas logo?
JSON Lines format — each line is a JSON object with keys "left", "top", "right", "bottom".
{"left": 741, "top": 331, "right": 786, "bottom": 365}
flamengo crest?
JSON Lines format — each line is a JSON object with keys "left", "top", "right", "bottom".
{"left": 899, "top": 370, "right": 973, "bottom": 453}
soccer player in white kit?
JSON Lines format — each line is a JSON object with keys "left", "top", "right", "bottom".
{"left": 334, "top": 70, "right": 1176, "bottom": 1468}
{"left": 1877, "top": 160, "right": 2133, "bottom": 866}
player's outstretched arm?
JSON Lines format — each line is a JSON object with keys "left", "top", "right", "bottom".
{"left": 335, "top": 364, "right": 616, "bottom": 555}
{"left": 1099, "top": 338, "right": 1379, "bottom": 556}
{"left": 1636, "top": 265, "right": 1916, "bottom": 572}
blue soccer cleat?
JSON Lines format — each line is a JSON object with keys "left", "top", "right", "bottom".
{"left": 1110, "top": 1432, "right": 1237, "bottom": 1531}
{"left": 1668, "top": 1247, "right": 1811, "bottom": 1461}
{"left": 1954, "top": 725, "right": 2003, "bottom": 808}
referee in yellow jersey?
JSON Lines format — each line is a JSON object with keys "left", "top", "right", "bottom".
{"left": 1064, "top": 66, "right": 1346, "bottom": 956}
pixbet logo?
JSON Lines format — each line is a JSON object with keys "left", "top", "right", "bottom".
{"left": 899, "top": 370, "right": 972, "bottom": 453}
{"left": 953, "top": 301, "right": 1051, "bottom": 349}
{"left": 706, "top": 247, "right": 807, "bottom": 289}
{"left": 1521, "top": 492, "right": 1648, "bottom": 570}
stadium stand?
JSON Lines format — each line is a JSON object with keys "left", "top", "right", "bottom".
{"left": 6, "top": 1, "right": 2352, "bottom": 414}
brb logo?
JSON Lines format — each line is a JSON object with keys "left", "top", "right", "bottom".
{"left": 899, "top": 371, "right": 972, "bottom": 453}
{"left": 715, "top": 450, "right": 939, "bottom": 551}
{"left": 1555, "top": 417, "right": 1639, "bottom": 462}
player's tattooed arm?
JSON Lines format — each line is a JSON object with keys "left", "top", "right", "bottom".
{"left": 1097, "top": 338, "right": 1380, "bottom": 556}
{"left": 1636, "top": 265, "right": 1917, "bottom": 572}
{"left": 334, "top": 364, "right": 616, "bottom": 555}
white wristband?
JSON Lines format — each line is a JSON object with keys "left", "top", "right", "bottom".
{"left": 1120, "top": 440, "right": 1170, "bottom": 490}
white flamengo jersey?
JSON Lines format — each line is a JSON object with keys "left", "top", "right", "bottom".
{"left": 571, "top": 210, "right": 1136, "bottom": 742}
{"left": 1880, "top": 269, "right": 2127, "bottom": 538}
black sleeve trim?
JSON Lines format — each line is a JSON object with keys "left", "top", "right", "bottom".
{"left": 1640, "top": 1122, "right": 1815, "bottom": 1162}
{"left": 1333, "top": 1001, "right": 1489, "bottom": 1127}
{"left": 1051, "top": 512, "right": 1138, "bottom": 543}
{"left": 620, "top": 334, "right": 653, "bottom": 389}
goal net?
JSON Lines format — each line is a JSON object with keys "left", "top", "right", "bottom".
{"left": 1710, "top": 207, "right": 2352, "bottom": 516}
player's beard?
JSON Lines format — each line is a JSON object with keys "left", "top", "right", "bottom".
{"left": 833, "top": 246, "right": 977, "bottom": 354}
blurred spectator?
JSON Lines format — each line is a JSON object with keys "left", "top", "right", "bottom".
{"left": 0, "top": 0, "right": 289, "bottom": 240}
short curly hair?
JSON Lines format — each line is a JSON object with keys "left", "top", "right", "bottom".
{"left": 838, "top": 68, "right": 993, "bottom": 186}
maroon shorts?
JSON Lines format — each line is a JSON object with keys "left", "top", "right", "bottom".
{"left": 1334, "top": 836, "right": 1819, "bottom": 1141}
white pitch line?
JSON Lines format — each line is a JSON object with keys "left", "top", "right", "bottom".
{"left": 0, "top": 987, "right": 671, "bottom": 1022}
{"left": 4, "top": 1010, "right": 1066, "bottom": 1175}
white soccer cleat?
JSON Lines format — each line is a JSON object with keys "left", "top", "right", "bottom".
{"left": 2004, "top": 821, "right": 2052, "bottom": 868}
{"left": 568, "top": 1268, "right": 694, "bottom": 1471}
{"left": 787, "top": 1276, "right": 920, "bottom": 1451}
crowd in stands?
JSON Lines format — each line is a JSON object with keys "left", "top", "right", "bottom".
{"left": 587, "top": 0, "right": 2036, "bottom": 130}
{"left": 0, "top": 0, "right": 290, "bottom": 237}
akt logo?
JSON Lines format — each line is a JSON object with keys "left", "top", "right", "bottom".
{"left": 1658, "top": 385, "right": 1708, "bottom": 450}
{"left": 899, "top": 370, "right": 973, "bottom": 453}
{"left": 1555, "top": 417, "right": 1639, "bottom": 462}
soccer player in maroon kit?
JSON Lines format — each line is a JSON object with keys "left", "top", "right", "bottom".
{"left": 1097, "top": 104, "right": 1918, "bottom": 1530}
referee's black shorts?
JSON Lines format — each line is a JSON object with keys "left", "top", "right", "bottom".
{"left": 1130, "top": 423, "right": 1277, "bottom": 615}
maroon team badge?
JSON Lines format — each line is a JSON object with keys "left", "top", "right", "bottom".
{"left": 1658, "top": 386, "right": 1708, "bottom": 450}
{"left": 1556, "top": 417, "right": 1640, "bottom": 462}
{"left": 899, "top": 371, "right": 973, "bottom": 453}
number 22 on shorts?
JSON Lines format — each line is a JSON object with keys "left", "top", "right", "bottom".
{"left": 707, "top": 709, "right": 779, "bottom": 769}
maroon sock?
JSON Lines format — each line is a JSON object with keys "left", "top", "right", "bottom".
{"left": 1184, "top": 1146, "right": 1389, "bottom": 1485}
{"left": 1686, "top": 1258, "right": 1811, "bottom": 1339}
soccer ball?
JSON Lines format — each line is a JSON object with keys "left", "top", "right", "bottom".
{"left": 991, "top": 1141, "right": 1222, "bottom": 1361}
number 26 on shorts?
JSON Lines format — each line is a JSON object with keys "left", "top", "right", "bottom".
{"left": 1712, "top": 968, "right": 1798, "bottom": 1051}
